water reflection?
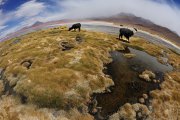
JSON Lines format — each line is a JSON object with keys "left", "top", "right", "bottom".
{"left": 91, "top": 47, "right": 173, "bottom": 119}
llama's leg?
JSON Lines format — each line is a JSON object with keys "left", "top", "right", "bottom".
{"left": 121, "top": 35, "right": 123, "bottom": 39}
{"left": 119, "top": 33, "right": 123, "bottom": 40}
{"left": 127, "top": 36, "right": 130, "bottom": 42}
{"left": 79, "top": 27, "right": 81, "bottom": 32}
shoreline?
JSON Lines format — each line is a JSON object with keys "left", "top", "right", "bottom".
{"left": 80, "top": 21, "right": 180, "bottom": 51}
{"left": 1, "top": 20, "right": 179, "bottom": 52}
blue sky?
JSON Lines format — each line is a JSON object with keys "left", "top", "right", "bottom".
{"left": 0, "top": 0, "right": 180, "bottom": 38}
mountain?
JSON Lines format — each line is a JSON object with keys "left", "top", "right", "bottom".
{"left": 31, "top": 21, "right": 44, "bottom": 27}
{"left": 93, "top": 13, "right": 180, "bottom": 45}
{"left": 1, "top": 14, "right": 179, "bottom": 46}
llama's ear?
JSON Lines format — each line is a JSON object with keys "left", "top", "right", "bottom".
{"left": 134, "top": 28, "right": 137, "bottom": 31}
{"left": 120, "top": 25, "right": 123, "bottom": 26}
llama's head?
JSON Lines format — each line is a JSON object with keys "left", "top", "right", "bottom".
{"left": 68, "top": 27, "right": 72, "bottom": 31}
{"left": 134, "top": 28, "right": 138, "bottom": 31}
{"left": 132, "top": 28, "right": 138, "bottom": 33}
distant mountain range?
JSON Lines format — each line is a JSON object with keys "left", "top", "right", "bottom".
{"left": 31, "top": 21, "right": 44, "bottom": 27}
{"left": 93, "top": 13, "right": 180, "bottom": 45}
{"left": 1, "top": 13, "right": 179, "bottom": 46}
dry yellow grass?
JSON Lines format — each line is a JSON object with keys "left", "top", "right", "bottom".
{"left": 124, "top": 37, "right": 180, "bottom": 68}
{"left": 0, "top": 96, "right": 93, "bottom": 120}
{"left": 0, "top": 26, "right": 123, "bottom": 109}
{"left": 149, "top": 71, "right": 180, "bottom": 120}
{"left": 0, "top": 26, "right": 179, "bottom": 120}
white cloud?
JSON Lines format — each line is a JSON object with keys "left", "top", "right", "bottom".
{"left": 59, "top": 0, "right": 180, "bottom": 35}
{"left": 0, "top": 25, "right": 7, "bottom": 30}
{"left": 0, "top": 0, "right": 46, "bottom": 25}
{"left": 0, "top": 0, "right": 6, "bottom": 5}
{"left": 0, "top": 0, "right": 47, "bottom": 38}
{"left": 15, "top": 0, "right": 46, "bottom": 18}
{"left": 1, "top": 0, "right": 180, "bottom": 39}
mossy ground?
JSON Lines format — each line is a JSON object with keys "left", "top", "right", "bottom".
{"left": 0, "top": 26, "right": 179, "bottom": 120}
{"left": 0, "top": 26, "right": 123, "bottom": 109}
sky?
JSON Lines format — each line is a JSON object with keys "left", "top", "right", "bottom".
{"left": 0, "top": 0, "right": 180, "bottom": 38}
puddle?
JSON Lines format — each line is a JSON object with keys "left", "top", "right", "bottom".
{"left": 60, "top": 41, "right": 74, "bottom": 51}
{"left": 90, "top": 47, "right": 173, "bottom": 119}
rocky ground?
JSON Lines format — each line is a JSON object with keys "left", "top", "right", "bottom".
{"left": 0, "top": 26, "right": 179, "bottom": 120}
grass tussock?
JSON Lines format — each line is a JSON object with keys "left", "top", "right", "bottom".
{"left": 125, "top": 37, "right": 180, "bottom": 68}
{"left": 0, "top": 26, "right": 179, "bottom": 120}
{"left": 0, "top": 26, "right": 123, "bottom": 109}
{"left": 149, "top": 71, "right": 180, "bottom": 120}
{"left": 0, "top": 96, "right": 93, "bottom": 120}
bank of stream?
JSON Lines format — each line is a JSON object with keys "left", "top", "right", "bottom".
{"left": 89, "top": 46, "right": 173, "bottom": 119}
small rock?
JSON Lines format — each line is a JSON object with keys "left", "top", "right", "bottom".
{"left": 139, "top": 98, "right": 145, "bottom": 104}
{"left": 142, "top": 94, "right": 148, "bottom": 99}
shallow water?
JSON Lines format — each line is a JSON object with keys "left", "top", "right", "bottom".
{"left": 92, "top": 47, "right": 173, "bottom": 119}
{"left": 1, "top": 23, "right": 179, "bottom": 54}
{"left": 82, "top": 24, "right": 180, "bottom": 54}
